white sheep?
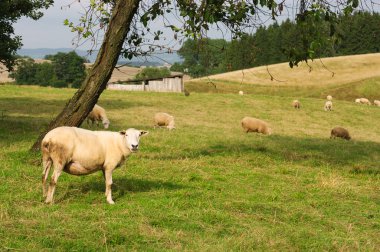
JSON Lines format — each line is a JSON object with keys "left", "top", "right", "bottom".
{"left": 154, "top": 112, "right": 175, "bottom": 130}
{"left": 324, "top": 101, "right": 333, "bottom": 111}
{"left": 327, "top": 95, "right": 333, "bottom": 101}
{"left": 374, "top": 100, "right": 380, "bottom": 106}
{"left": 359, "top": 98, "right": 371, "bottom": 105}
{"left": 87, "top": 104, "right": 110, "bottom": 129}
{"left": 241, "top": 117, "right": 272, "bottom": 135}
{"left": 292, "top": 100, "right": 301, "bottom": 109}
{"left": 41, "top": 127, "right": 148, "bottom": 204}
{"left": 355, "top": 98, "right": 361, "bottom": 103}
{"left": 238, "top": 91, "right": 244, "bottom": 95}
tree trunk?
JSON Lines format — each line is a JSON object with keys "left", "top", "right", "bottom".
{"left": 31, "top": 0, "right": 141, "bottom": 151}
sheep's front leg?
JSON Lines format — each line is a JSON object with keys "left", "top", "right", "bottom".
{"left": 104, "top": 169, "right": 115, "bottom": 204}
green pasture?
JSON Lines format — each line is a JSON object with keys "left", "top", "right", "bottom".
{"left": 0, "top": 85, "right": 379, "bottom": 251}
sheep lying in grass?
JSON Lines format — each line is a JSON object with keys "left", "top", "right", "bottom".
{"left": 324, "top": 101, "right": 333, "bottom": 111}
{"left": 87, "top": 104, "right": 110, "bottom": 129}
{"left": 154, "top": 112, "right": 175, "bottom": 130}
{"left": 239, "top": 91, "right": 244, "bottom": 95}
{"left": 359, "top": 98, "right": 371, "bottom": 105}
{"left": 292, "top": 100, "right": 301, "bottom": 109}
{"left": 41, "top": 127, "right": 149, "bottom": 204}
{"left": 327, "top": 95, "right": 333, "bottom": 101}
{"left": 330, "top": 127, "right": 351, "bottom": 140}
{"left": 374, "top": 100, "right": 380, "bottom": 106}
{"left": 355, "top": 98, "right": 361, "bottom": 103}
{"left": 241, "top": 117, "right": 272, "bottom": 135}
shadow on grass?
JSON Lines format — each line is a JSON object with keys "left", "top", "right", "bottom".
{"left": 59, "top": 177, "right": 185, "bottom": 202}
{"left": 147, "top": 134, "right": 380, "bottom": 174}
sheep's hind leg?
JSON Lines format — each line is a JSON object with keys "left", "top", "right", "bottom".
{"left": 42, "top": 158, "right": 52, "bottom": 198}
{"left": 45, "top": 161, "right": 64, "bottom": 204}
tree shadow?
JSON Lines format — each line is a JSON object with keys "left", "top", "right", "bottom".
{"left": 145, "top": 134, "right": 380, "bottom": 174}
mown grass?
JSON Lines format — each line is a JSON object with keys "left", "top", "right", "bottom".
{"left": 186, "top": 76, "right": 380, "bottom": 102}
{"left": 0, "top": 85, "right": 379, "bottom": 251}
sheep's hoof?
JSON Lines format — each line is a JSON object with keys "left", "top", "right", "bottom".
{"left": 107, "top": 199, "right": 115, "bottom": 205}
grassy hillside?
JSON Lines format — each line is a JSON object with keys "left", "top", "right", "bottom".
{"left": 0, "top": 85, "right": 379, "bottom": 250}
{"left": 186, "top": 53, "right": 380, "bottom": 101}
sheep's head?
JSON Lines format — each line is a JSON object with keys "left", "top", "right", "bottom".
{"left": 102, "top": 119, "right": 110, "bottom": 129}
{"left": 120, "top": 128, "right": 149, "bottom": 152}
{"left": 168, "top": 119, "right": 175, "bottom": 130}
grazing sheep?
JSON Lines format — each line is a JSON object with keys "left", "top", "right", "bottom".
{"left": 154, "top": 112, "right": 175, "bottom": 130}
{"left": 327, "top": 95, "right": 333, "bottom": 101}
{"left": 292, "top": 100, "right": 301, "bottom": 109}
{"left": 324, "top": 101, "right": 333, "bottom": 111}
{"left": 359, "top": 98, "right": 371, "bottom": 105}
{"left": 41, "top": 127, "right": 148, "bottom": 204}
{"left": 241, "top": 117, "right": 272, "bottom": 135}
{"left": 374, "top": 100, "right": 380, "bottom": 106}
{"left": 87, "top": 104, "right": 110, "bottom": 129}
{"left": 239, "top": 90, "right": 244, "bottom": 95}
{"left": 330, "top": 127, "right": 351, "bottom": 140}
{"left": 355, "top": 98, "right": 361, "bottom": 103}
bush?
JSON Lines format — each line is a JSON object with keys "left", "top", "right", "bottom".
{"left": 135, "top": 67, "right": 171, "bottom": 80}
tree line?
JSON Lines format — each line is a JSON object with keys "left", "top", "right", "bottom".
{"left": 10, "top": 51, "right": 88, "bottom": 88}
{"left": 171, "top": 12, "right": 380, "bottom": 77}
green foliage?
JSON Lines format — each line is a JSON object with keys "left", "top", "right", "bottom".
{"left": 0, "top": 0, "right": 53, "bottom": 71}
{"left": 175, "top": 12, "right": 380, "bottom": 77}
{"left": 10, "top": 51, "right": 87, "bottom": 88}
{"left": 176, "top": 38, "right": 227, "bottom": 77}
{"left": 45, "top": 51, "right": 87, "bottom": 86}
{"left": 135, "top": 67, "right": 171, "bottom": 80}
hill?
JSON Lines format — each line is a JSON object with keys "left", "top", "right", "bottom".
{"left": 17, "top": 48, "right": 183, "bottom": 65}
{"left": 186, "top": 53, "right": 380, "bottom": 100}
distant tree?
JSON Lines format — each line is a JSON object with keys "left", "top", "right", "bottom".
{"left": 177, "top": 38, "right": 227, "bottom": 77}
{"left": 45, "top": 51, "right": 87, "bottom": 87}
{"left": 34, "top": 62, "right": 55, "bottom": 86}
{"left": 170, "top": 62, "right": 184, "bottom": 72}
{"left": 11, "top": 52, "right": 87, "bottom": 87}
{"left": 135, "top": 67, "right": 170, "bottom": 80}
{"left": 9, "top": 58, "right": 37, "bottom": 85}
{"left": 0, "top": 0, "right": 53, "bottom": 71}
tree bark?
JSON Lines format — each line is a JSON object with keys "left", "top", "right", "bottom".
{"left": 31, "top": 0, "right": 141, "bottom": 151}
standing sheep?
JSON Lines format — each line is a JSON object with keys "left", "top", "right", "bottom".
{"left": 359, "top": 98, "right": 371, "bottom": 105}
{"left": 324, "top": 101, "right": 333, "bottom": 111}
{"left": 87, "top": 104, "right": 110, "bottom": 129}
{"left": 41, "top": 127, "right": 149, "bottom": 204}
{"left": 374, "top": 100, "right": 380, "bottom": 106}
{"left": 292, "top": 100, "right": 301, "bottom": 109}
{"left": 327, "top": 95, "right": 333, "bottom": 101}
{"left": 330, "top": 127, "right": 351, "bottom": 140}
{"left": 241, "top": 117, "right": 272, "bottom": 135}
{"left": 154, "top": 112, "right": 175, "bottom": 130}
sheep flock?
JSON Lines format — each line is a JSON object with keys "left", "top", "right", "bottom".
{"left": 42, "top": 91, "right": 378, "bottom": 204}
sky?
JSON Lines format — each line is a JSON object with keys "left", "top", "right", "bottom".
{"left": 14, "top": 1, "right": 87, "bottom": 49}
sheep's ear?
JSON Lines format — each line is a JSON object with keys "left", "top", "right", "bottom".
{"left": 119, "top": 130, "right": 126, "bottom": 135}
{"left": 140, "top": 130, "right": 149, "bottom": 136}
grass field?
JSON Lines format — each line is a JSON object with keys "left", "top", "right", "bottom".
{"left": 0, "top": 85, "right": 379, "bottom": 251}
